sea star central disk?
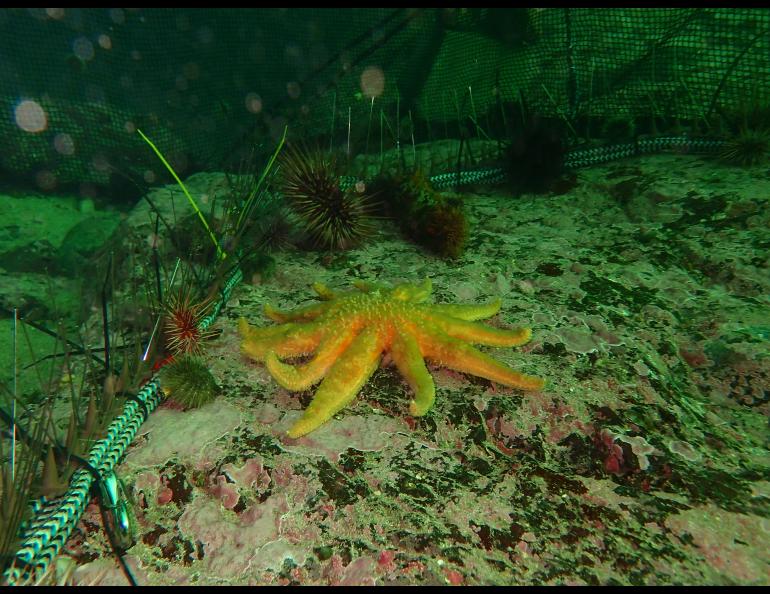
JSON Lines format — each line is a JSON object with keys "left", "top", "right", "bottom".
{"left": 239, "top": 279, "right": 544, "bottom": 438}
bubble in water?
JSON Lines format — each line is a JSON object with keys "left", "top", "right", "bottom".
{"left": 109, "top": 8, "right": 125, "bottom": 24}
{"left": 360, "top": 66, "right": 385, "bottom": 98}
{"left": 91, "top": 154, "right": 110, "bottom": 173}
{"left": 35, "top": 170, "right": 56, "bottom": 190}
{"left": 73, "top": 37, "right": 95, "bottom": 61}
{"left": 53, "top": 133, "right": 75, "bottom": 155}
{"left": 286, "top": 81, "right": 301, "bottom": 100}
{"left": 245, "top": 93, "right": 263, "bottom": 114}
{"left": 14, "top": 99, "right": 47, "bottom": 133}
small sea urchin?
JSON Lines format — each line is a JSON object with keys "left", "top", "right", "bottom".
{"left": 279, "top": 144, "right": 377, "bottom": 250}
{"left": 377, "top": 170, "right": 469, "bottom": 259}
{"left": 422, "top": 200, "right": 469, "bottom": 259}
{"left": 720, "top": 127, "right": 770, "bottom": 166}
{"left": 161, "top": 355, "right": 219, "bottom": 409}
{"left": 503, "top": 114, "right": 566, "bottom": 194}
{"left": 163, "top": 287, "right": 217, "bottom": 356}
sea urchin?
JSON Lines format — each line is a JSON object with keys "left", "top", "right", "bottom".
{"left": 279, "top": 144, "right": 377, "bottom": 250}
{"left": 163, "top": 287, "right": 217, "bottom": 356}
{"left": 161, "top": 355, "right": 220, "bottom": 409}
{"left": 720, "top": 126, "right": 770, "bottom": 167}
{"left": 376, "top": 170, "right": 469, "bottom": 259}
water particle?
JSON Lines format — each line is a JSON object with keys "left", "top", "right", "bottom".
{"left": 14, "top": 99, "right": 47, "bottom": 133}
{"left": 53, "top": 133, "right": 75, "bottom": 155}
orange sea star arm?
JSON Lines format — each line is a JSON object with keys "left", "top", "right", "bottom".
{"left": 390, "top": 328, "right": 436, "bottom": 416}
{"left": 287, "top": 326, "right": 385, "bottom": 438}
{"left": 265, "top": 321, "right": 362, "bottom": 391}
{"left": 263, "top": 300, "right": 331, "bottom": 323}
{"left": 240, "top": 318, "right": 325, "bottom": 361}
{"left": 416, "top": 325, "right": 544, "bottom": 391}
{"left": 420, "top": 312, "right": 533, "bottom": 347}
{"left": 426, "top": 297, "right": 502, "bottom": 321}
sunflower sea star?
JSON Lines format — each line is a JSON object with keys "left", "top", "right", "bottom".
{"left": 239, "top": 279, "right": 544, "bottom": 438}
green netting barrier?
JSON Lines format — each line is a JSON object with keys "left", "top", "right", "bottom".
{"left": 1, "top": 8, "right": 768, "bottom": 195}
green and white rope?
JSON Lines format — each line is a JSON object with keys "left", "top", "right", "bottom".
{"left": 4, "top": 379, "right": 163, "bottom": 584}
{"left": 2, "top": 265, "right": 244, "bottom": 586}
{"left": 200, "top": 267, "right": 243, "bottom": 329}
{"left": 341, "top": 135, "right": 727, "bottom": 191}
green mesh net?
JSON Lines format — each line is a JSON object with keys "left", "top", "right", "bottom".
{"left": 1, "top": 8, "right": 768, "bottom": 195}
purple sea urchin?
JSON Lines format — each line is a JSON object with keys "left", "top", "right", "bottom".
{"left": 278, "top": 144, "right": 377, "bottom": 250}
{"left": 720, "top": 126, "right": 770, "bottom": 166}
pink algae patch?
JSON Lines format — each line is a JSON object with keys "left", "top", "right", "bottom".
{"left": 444, "top": 568, "right": 464, "bottom": 585}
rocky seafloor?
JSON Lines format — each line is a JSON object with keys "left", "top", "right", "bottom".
{"left": 6, "top": 151, "right": 770, "bottom": 585}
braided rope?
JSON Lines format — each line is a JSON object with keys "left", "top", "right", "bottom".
{"left": 429, "top": 167, "right": 507, "bottom": 190}
{"left": 4, "top": 380, "right": 163, "bottom": 584}
{"left": 200, "top": 267, "right": 243, "bottom": 330}
{"left": 3, "top": 263, "right": 243, "bottom": 585}
{"left": 341, "top": 135, "right": 727, "bottom": 190}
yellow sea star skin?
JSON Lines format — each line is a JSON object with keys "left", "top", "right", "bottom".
{"left": 239, "top": 279, "right": 545, "bottom": 438}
